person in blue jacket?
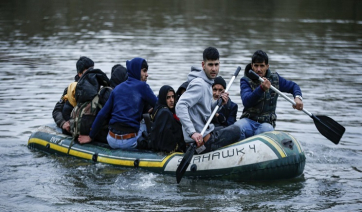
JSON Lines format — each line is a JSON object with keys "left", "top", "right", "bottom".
{"left": 78, "top": 57, "right": 157, "bottom": 149}
{"left": 211, "top": 76, "right": 238, "bottom": 127}
{"left": 234, "top": 50, "right": 304, "bottom": 139}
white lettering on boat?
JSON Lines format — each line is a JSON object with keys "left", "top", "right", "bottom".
{"left": 49, "top": 136, "right": 61, "bottom": 144}
{"left": 167, "top": 140, "right": 278, "bottom": 171}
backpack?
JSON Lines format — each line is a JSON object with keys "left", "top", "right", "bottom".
{"left": 69, "top": 68, "right": 111, "bottom": 138}
{"left": 70, "top": 86, "right": 112, "bottom": 137}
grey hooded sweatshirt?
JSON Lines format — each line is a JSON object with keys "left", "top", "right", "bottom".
{"left": 176, "top": 66, "right": 216, "bottom": 143}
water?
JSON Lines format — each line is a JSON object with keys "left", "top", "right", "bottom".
{"left": 1, "top": 0, "right": 362, "bottom": 211}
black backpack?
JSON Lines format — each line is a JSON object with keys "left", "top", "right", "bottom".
{"left": 69, "top": 68, "right": 110, "bottom": 138}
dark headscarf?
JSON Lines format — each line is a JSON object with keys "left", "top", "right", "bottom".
{"left": 175, "top": 81, "right": 189, "bottom": 100}
{"left": 151, "top": 85, "right": 175, "bottom": 120}
{"left": 110, "top": 64, "right": 128, "bottom": 88}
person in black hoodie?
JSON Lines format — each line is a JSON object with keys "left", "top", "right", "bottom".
{"left": 175, "top": 81, "right": 189, "bottom": 101}
{"left": 52, "top": 56, "right": 94, "bottom": 135}
{"left": 149, "top": 85, "right": 186, "bottom": 153}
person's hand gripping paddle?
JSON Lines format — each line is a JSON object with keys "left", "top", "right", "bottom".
{"left": 248, "top": 70, "right": 345, "bottom": 145}
{"left": 176, "top": 66, "right": 241, "bottom": 184}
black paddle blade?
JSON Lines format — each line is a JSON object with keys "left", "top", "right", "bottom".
{"left": 311, "top": 115, "right": 345, "bottom": 145}
{"left": 176, "top": 143, "right": 196, "bottom": 184}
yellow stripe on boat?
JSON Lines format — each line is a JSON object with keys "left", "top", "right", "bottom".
{"left": 289, "top": 133, "right": 303, "bottom": 153}
{"left": 29, "top": 137, "right": 177, "bottom": 168}
{"left": 97, "top": 154, "right": 176, "bottom": 168}
{"left": 258, "top": 134, "right": 287, "bottom": 158}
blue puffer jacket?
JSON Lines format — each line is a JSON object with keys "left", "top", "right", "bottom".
{"left": 89, "top": 57, "right": 157, "bottom": 139}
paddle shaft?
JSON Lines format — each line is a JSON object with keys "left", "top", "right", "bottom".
{"left": 254, "top": 72, "right": 313, "bottom": 117}
{"left": 200, "top": 73, "right": 239, "bottom": 136}
{"left": 248, "top": 69, "right": 345, "bottom": 144}
{"left": 176, "top": 66, "right": 241, "bottom": 183}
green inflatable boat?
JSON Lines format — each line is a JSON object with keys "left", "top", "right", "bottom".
{"left": 28, "top": 124, "right": 306, "bottom": 181}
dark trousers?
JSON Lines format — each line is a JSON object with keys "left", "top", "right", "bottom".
{"left": 203, "top": 124, "right": 241, "bottom": 153}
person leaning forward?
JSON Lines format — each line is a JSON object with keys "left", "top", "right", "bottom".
{"left": 234, "top": 50, "right": 303, "bottom": 139}
{"left": 176, "top": 47, "right": 241, "bottom": 154}
{"left": 78, "top": 58, "right": 157, "bottom": 149}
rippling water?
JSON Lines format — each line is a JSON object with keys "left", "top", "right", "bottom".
{"left": 1, "top": 0, "right": 362, "bottom": 211}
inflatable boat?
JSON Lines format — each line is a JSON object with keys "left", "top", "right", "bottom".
{"left": 28, "top": 124, "right": 306, "bottom": 181}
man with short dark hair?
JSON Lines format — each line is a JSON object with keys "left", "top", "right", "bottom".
{"left": 52, "top": 56, "right": 94, "bottom": 134}
{"left": 176, "top": 47, "right": 241, "bottom": 154}
{"left": 212, "top": 76, "right": 238, "bottom": 127}
{"left": 234, "top": 50, "right": 304, "bottom": 139}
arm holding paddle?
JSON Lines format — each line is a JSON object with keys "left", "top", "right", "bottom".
{"left": 249, "top": 70, "right": 345, "bottom": 145}
{"left": 259, "top": 76, "right": 304, "bottom": 111}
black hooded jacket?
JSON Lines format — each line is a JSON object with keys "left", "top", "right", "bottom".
{"left": 149, "top": 85, "right": 185, "bottom": 153}
{"left": 52, "top": 74, "right": 80, "bottom": 134}
{"left": 175, "top": 81, "right": 189, "bottom": 101}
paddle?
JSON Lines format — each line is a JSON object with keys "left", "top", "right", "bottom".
{"left": 248, "top": 70, "right": 345, "bottom": 144}
{"left": 176, "top": 66, "right": 241, "bottom": 184}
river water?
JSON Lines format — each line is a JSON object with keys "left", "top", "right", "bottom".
{"left": 0, "top": 0, "right": 361, "bottom": 211}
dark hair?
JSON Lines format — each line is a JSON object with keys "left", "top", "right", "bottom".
{"left": 203, "top": 47, "right": 219, "bottom": 62}
{"left": 141, "top": 60, "right": 148, "bottom": 70}
{"left": 252, "top": 50, "right": 268, "bottom": 64}
{"left": 76, "top": 56, "right": 94, "bottom": 73}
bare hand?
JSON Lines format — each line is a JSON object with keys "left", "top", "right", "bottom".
{"left": 62, "top": 121, "right": 70, "bottom": 132}
{"left": 220, "top": 92, "right": 229, "bottom": 105}
{"left": 293, "top": 98, "right": 303, "bottom": 111}
{"left": 261, "top": 78, "right": 271, "bottom": 91}
{"left": 78, "top": 135, "right": 92, "bottom": 144}
{"left": 191, "top": 132, "right": 204, "bottom": 147}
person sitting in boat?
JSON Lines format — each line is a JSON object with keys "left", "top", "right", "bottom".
{"left": 211, "top": 76, "right": 238, "bottom": 128}
{"left": 83, "top": 64, "right": 129, "bottom": 143}
{"left": 176, "top": 47, "right": 241, "bottom": 154}
{"left": 149, "top": 85, "right": 186, "bottom": 153}
{"left": 52, "top": 56, "right": 94, "bottom": 135}
{"left": 78, "top": 58, "right": 157, "bottom": 149}
{"left": 234, "top": 50, "right": 304, "bottom": 139}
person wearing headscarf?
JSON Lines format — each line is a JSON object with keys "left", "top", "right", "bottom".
{"left": 149, "top": 85, "right": 186, "bottom": 153}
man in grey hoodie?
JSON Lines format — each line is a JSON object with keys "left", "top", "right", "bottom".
{"left": 176, "top": 47, "right": 241, "bottom": 154}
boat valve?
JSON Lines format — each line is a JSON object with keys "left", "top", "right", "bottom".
{"left": 190, "top": 164, "right": 197, "bottom": 172}
{"left": 282, "top": 139, "right": 294, "bottom": 150}
{"left": 134, "top": 158, "right": 140, "bottom": 168}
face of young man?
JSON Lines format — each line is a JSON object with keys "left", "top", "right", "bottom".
{"left": 140, "top": 68, "right": 148, "bottom": 82}
{"left": 202, "top": 59, "right": 220, "bottom": 79}
{"left": 251, "top": 62, "right": 269, "bottom": 78}
{"left": 212, "top": 84, "right": 224, "bottom": 100}
{"left": 166, "top": 91, "right": 175, "bottom": 109}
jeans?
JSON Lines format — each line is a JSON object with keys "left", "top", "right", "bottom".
{"left": 234, "top": 118, "right": 274, "bottom": 140}
{"left": 107, "top": 123, "right": 147, "bottom": 149}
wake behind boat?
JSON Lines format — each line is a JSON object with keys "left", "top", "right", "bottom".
{"left": 28, "top": 124, "right": 306, "bottom": 181}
